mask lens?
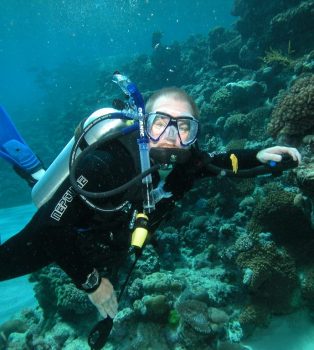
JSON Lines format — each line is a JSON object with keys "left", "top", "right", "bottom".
{"left": 146, "top": 113, "right": 170, "bottom": 140}
{"left": 176, "top": 117, "right": 198, "bottom": 146}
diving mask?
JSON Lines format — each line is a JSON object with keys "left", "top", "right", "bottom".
{"left": 145, "top": 111, "right": 199, "bottom": 146}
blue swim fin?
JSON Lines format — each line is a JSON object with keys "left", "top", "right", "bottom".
{"left": 0, "top": 106, "right": 43, "bottom": 184}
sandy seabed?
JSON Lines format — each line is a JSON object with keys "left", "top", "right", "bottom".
{"left": 0, "top": 204, "right": 38, "bottom": 324}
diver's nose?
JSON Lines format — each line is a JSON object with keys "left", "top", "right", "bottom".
{"left": 163, "top": 125, "right": 178, "bottom": 142}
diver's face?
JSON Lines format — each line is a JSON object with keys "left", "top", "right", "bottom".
{"left": 148, "top": 96, "right": 194, "bottom": 149}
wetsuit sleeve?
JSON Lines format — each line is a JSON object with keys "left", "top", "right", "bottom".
{"left": 0, "top": 181, "right": 95, "bottom": 287}
{"left": 208, "top": 149, "right": 260, "bottom": 169}
{"left": 0, "top": 141, "right": 136, "bottom": 289}
{"left": 195, "top": 148, "right": 262, "bottom": 178}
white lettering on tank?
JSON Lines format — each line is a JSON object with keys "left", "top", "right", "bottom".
{"left": 50, "top": 175, "right": 88, "bottom": 221}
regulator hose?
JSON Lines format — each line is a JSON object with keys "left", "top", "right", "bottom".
{"left": 69, "top": 116, "right": 160, "bottom": 200}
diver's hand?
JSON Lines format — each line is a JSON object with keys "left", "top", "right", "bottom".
{"left": 256, "top": 146, "right": 301, "bottom": 164}
{"left": 88, "top": 278, "right": 118, "bottom": 319}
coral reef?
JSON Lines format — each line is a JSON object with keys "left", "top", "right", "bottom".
{"left": 56, "top": 284, "right": 95, "bottom": 316}
{"left": 295, "top": 157, "right": 314, "bottom": 228}
{"left": 232, "top": 0, "right": 302, "bottom": 45}
{"left": 0, "top": 308, "right": 87, "bottom": 350}
{"left": 267, "top": 74, "right": 314, "bottom": 143}
{"left": 269, "top": 1, "right": 314, "bottom": 53}
{"left": 301, "top": 268, "right": 314, "bottom": 309}
{"left": 236, "top": 240, "right": 298, "bottom": 314}
{"left": 224, "top": 113, "right": 250, "bottom": 139}
{"left": 209, "top": 27, "right": 242, "bottom": 67}
{"left": 238, "top": 304, "right": 270, "bottom": 336}
{"left": 247, "top": 183, "right": 313, "bottom": 246}
{"left": 223, "top": 106, "right": 270, "bottom": 142}
{"left": 172, "top": 299, "right": 229, "bottom": 349}
{"left": 208, "top": 80, "right": 266, "bottom": 118}
{"left": 176, "top": 300, "right": 214, "bottom": 334}
{"left": 261, "top": 46, "right": 295, "bottom": 68}
{"left": 29, "top": 265, "right": 96, "bottom": 321}
{"left": 175, "top": 299, "right": 229, "bottom": 333}
{"left": 0, "top": 319, "right": 27, "bottom": 350}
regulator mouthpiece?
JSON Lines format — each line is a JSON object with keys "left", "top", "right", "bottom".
{"left": 149, "top": 147, "right": 191, "bottom": 166}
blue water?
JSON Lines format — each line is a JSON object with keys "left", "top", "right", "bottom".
{"left": 0, "top": 0, "right": 234, "bottom": 114}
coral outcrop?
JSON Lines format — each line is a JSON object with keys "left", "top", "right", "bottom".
{"left": 208, "top": 80, "right": 266, "bottom": 117}
{"left": 295, "top": 157, "right": 314, "bottom": 228}
{"left": 247, "top": 183, "right": 312, "bottom": 246}
{"left": 269, "top": 1, "right": 314, "bottom": 53}
{"left": 236, "top": 241, "right": 298, "bottom": 314}
{"left": 30, "top": 265, "right": 96, "bottom": 321}
{"left": 267, "top": 74, "right": 314, "bottom": 143}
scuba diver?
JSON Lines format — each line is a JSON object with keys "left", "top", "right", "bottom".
{"left": 0, "top": 73, "right": 301, "bottom": 349}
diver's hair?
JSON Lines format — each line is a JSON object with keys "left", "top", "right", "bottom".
{"left": 145, "top": 87, "right": 199, "bottom": 117}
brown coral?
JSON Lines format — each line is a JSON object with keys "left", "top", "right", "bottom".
{"left": 238, "top": 304, "right": 270, "bottom": 335}
{"left": 247, "top": 184, "right": 311, "bottom": 244}
{"left": 267, "top": 74, "right": 314, "bottom": 141}
{"left": 0, "top": 319, "right": 27, "bottom": 346}
{"left": 296, "top": 160, "right": 314, "bottom": 197}
{"left": 295, "top": 159, "right": 314, "bottom": 229}
{"left": 176, "top": 300, "right": 229, "bottom": 336}
{"left": 176, "top": 300, "right": 213, "bottom": 334}
{"left": 236, "top": 242, "right": 298, "bottom": 314}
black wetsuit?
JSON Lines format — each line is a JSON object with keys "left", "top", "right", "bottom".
{"left": 0, "top": 131, "right": 261, "bottom": 290}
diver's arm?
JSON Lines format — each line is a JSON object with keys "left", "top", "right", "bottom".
{"left": 26, "top": 187, "right": 100, "bottom": 290}
{"left": 161, "top": 149, "right": 262, "bottom": 199}
{"left": 206, "top": 149, "right": 261, "bottom": 170}
{"left": 0, "top": 216, "right": 55, "bottom": 281}
{"left": 194, "top": 148, "right": 261, "bottom": 178}
{"left": 195, "top": 147, "right": 299, "bottom": 178}
{"left": 0, "top": 195, "right": 98, "bottom": 285}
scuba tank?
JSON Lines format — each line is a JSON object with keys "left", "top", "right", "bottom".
{"left": 31, "top": 107, "right": 131, "bottom": 208}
